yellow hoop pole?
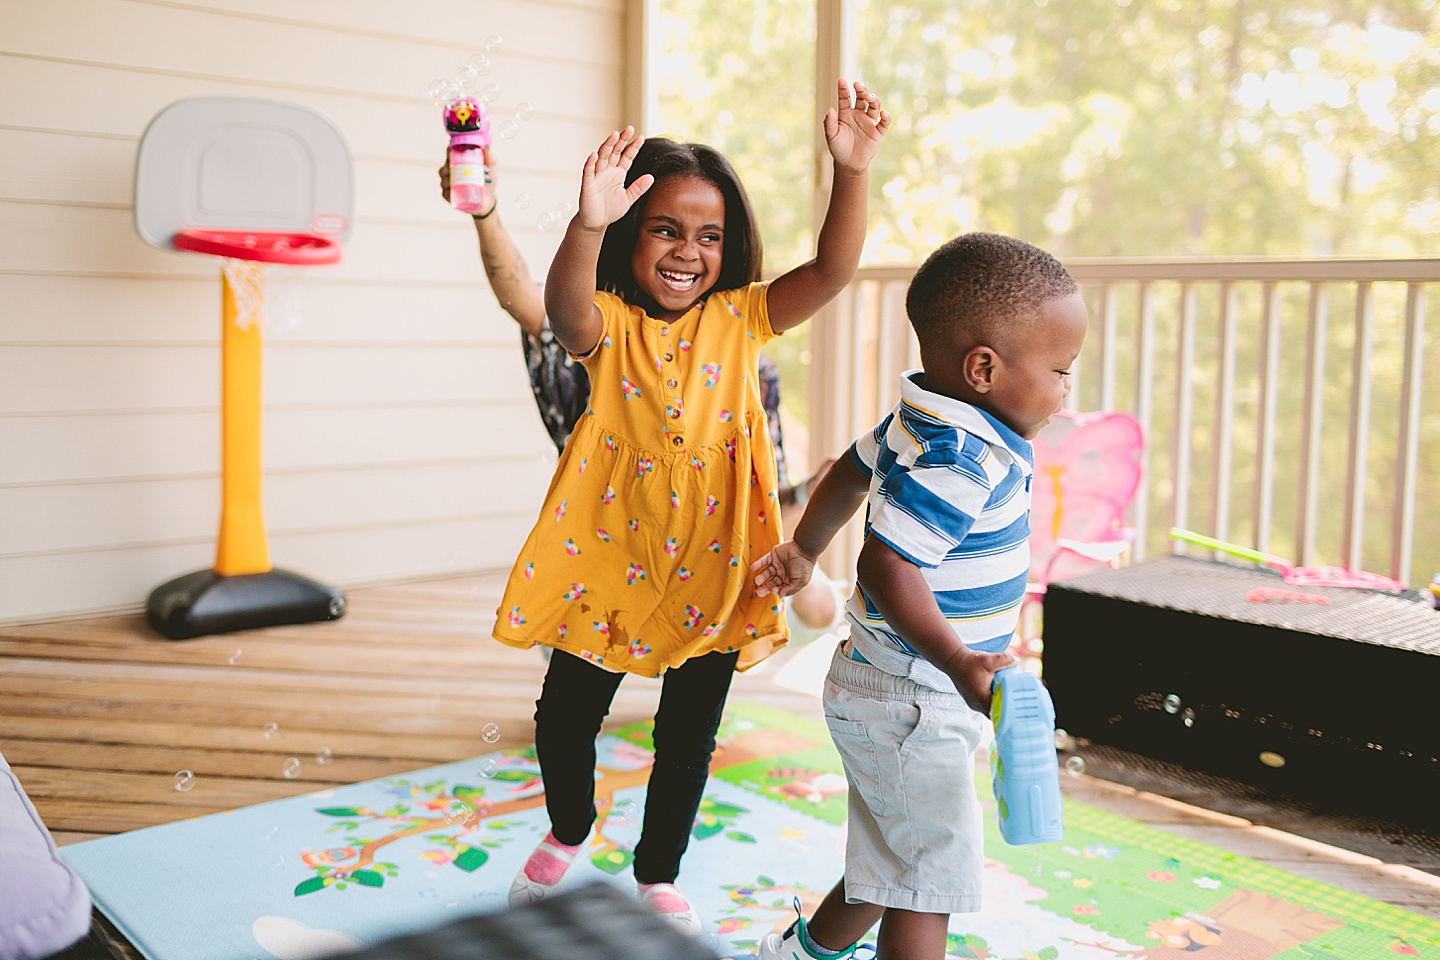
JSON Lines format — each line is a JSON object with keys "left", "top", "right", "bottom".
{"left": 214, "top": 265, "right": 272, "bottom": 575}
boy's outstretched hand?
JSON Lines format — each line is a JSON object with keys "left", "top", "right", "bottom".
{"left": 824, "top": 78, "right": 890, "bottom": 172}
{"left": 751, "top": 540, "right": 818, "bottom": 599}
{"left": 579, "top": 126, "right": 654, "bottom": 231}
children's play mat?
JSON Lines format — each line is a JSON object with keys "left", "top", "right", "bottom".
{"left": 62, "top": 702, "right": 1440, "bottom": 960}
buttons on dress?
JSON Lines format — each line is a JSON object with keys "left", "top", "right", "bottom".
{"left": 659, "top": 325, "right": 670, "bottom": 337}
{"left": 667, "top": 378, "right": 678, "bottom": 389}
{"left": 672, "top": 436, "right": 684, "bottom": 446}
{"left": 663, "top": 352, "right": 674, "bottom": 362}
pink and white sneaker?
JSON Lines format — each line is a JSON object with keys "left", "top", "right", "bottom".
{"left": 508, "top": 832, "right": 581, "bottom": 907}
{"left": 637, "top": 881, "right": 702, "bottom": 938}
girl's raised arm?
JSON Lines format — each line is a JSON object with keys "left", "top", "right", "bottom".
{"left": 545, "top": 127, "right": 654, "bottom": 355}
{"left": 767, "top": 79, "right": 889, "bottom": 333}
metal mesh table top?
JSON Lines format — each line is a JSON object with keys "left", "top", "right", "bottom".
{"left": 326, "top": 883, "right": 718, "bottom": 960}
{"left": 1052, "top": 555, "right": 1440, "bottom": 654}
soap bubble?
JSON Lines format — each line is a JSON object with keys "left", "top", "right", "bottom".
{"left": 611, "top": 799, "right": 639, "bottom": 824}
{"left": 444, "top": 800, "right": 474, "bottom": 825}
{"left": 316, "top": 748, "right": 333, "bottom": 765}
{"left": 1182, "top": 708, "right": 1196, "bottom": 728}
{"left": 263, "top": 722, "right": 279, "bottom": 739}
{"left": 514, "top": 193, "right": 531, "bottom": 210}
{"left": 1054, "top": 727, "right": 1073, "bottom": 751}
{"left": 485, "top": 34, "right": 504, "bottom": 51}
{"left": 173, "top": 770, "right": 196, "bottom": 792}
{"left": 477, "top": 757, "right": 498, "bottom": 778}
{"left": 1064, "top": 756, "right": 1087, "bottom": 776}
{"left": 1163, "top": 694, "right": 1182, "bottom": 714}
{"left": 481, "top": 723, "right": 502, "bottom": 743}
{"left": 537, "top": 211, "right": 559, "bottom": 232}
{"left": 515, "top": 101, "right": 535, "bottom": 122}
{"left": 283, "top": 758, "right": 302, "bottom": 779}
{"left": 457, "top": 70, "right": 478, "bottom": 90}
{"left": 478, "top": 83, "right": 501, "bottom": 104}
{"left": 428, "top": 79, "right": 450, "bottom": 104}
{"left": 499, "top": 119, "right": 520, "bottom": 140}
{"left": 468, "top": 54, "right": 491, "bottom": 76}
{"left": 555, "top": 200, "right": 573, "bottom": 217}
{"left": 228, "top": 649, "right": 242, "bottom": 664}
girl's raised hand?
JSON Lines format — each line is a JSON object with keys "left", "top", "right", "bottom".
{"left": 823, "top": 78, "right": 890, "bottom": 172}
{"left": 578, "top": 126, "right": 654, "bottom": 231}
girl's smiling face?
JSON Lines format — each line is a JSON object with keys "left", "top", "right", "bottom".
{"left": 630, "top": 175, "right": 726, "bottom": 322}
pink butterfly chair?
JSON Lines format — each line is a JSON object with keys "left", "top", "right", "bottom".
{"left": 1018, "top": 410, "right": 1145, "bottom": 662}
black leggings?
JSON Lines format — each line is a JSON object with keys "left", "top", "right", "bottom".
{"left": 533, "top": 648, "right": 739, "bottom": 884}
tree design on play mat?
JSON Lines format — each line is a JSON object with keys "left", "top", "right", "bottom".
{"left": 292, "top": 750, "right": 543, "bottom": 897}
{"left": 289, "top": 722, "right": 793, "bottom": 897}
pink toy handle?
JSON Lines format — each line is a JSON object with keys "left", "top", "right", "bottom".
{"left": 448, "top": 130, "right": 491, "bottom": 148}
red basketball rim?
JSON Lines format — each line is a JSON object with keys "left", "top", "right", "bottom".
{"left": 174, "top": 229, "right": 342, "bottom": 265}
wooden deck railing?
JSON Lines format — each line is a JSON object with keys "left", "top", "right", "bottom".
{"left": 807, "top": 257, "right": 1440, "bottom": 587}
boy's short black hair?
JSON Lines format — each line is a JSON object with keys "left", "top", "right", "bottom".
{"left": 596, "top": 138, "right": 764, "bottom": 306}
{"left": 905, "top": 232, "right": 1078, "bottom": 353}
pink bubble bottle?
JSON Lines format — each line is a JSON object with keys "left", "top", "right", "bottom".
{"left": 444, "top": 97, "right": 492, "bottom": 214}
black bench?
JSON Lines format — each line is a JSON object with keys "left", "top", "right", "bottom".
{"left": 1042, "top": 554, "right": 1440, "bottom": 830}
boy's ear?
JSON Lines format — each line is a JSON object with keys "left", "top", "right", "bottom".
{"left": 963, "top": 345, "right": 998, "bottom": 394}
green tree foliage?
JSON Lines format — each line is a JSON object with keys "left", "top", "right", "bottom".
{"left": 658, "top": 0, "right": 1439, "bottom": 262}
{"left": 656, "top": 1, "right": 1440, "bottom": 578}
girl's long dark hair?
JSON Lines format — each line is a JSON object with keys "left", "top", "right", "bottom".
{"left": 595, "top": 138, "right": 764, "bottom": 307}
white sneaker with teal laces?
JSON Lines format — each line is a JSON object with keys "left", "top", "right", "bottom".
{"left": 759, "top": 899, "right": 873, "bottom": 960}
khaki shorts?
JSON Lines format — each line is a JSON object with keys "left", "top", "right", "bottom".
{"left": 823, "top": 641, "right": 989, "bottom": 914}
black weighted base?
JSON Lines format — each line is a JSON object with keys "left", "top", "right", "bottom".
{"left": 146, "top": 568, "right": 345, "bottom": 640}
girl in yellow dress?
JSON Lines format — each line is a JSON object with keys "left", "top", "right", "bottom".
{"left": 496, "top": 78, "right": 889, "bottom": 935}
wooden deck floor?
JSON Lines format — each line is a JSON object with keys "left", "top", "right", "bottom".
{"left": 4, "top": 571, "right": 1439, "bottom": 926}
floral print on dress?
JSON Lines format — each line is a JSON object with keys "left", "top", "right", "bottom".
{"left": 495, "top": 284, "right": 787, "bottom": 677}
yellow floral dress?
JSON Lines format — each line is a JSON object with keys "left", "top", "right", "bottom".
{"left": 493, "top": 283, "right": 789, "bottom": 676}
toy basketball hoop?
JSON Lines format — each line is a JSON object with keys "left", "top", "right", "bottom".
{"left": 134, "top": 97, "right": 353, "bottom": 640}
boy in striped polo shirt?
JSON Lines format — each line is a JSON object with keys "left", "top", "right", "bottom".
{"left": 752, "top": 232, "right": 1088, "bottom": 960}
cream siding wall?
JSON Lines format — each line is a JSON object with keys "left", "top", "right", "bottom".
{"left": 0, "top": 0, "right": 627, "bottom": 623}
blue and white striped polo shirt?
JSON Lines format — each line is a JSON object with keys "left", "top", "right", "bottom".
{"left": 844, "top": 370, "right": 1034, "bottom": 691}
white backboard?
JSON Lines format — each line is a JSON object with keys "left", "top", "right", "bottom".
{"left": 135, "top": 97, "right": 353, "bottom": 250}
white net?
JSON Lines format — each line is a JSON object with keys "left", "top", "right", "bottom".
{"left": 221, "top": 258, "right": 305, "bottom": 333}
{"left": 222, "top": 258, "right": 266, "bottom": 332}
